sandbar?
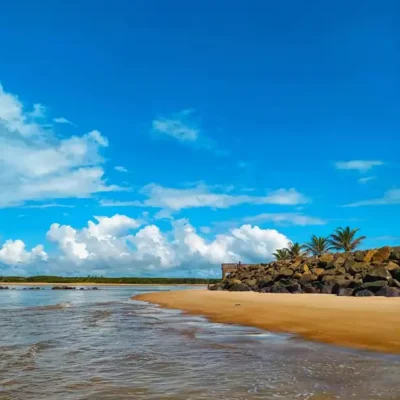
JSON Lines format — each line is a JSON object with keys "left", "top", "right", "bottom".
{"left": 134, "top": 289, "right": 400, "bottom": 354}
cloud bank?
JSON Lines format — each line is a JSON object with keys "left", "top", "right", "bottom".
{"left": 0, "top": 214, "right": 290, "bottom": 277}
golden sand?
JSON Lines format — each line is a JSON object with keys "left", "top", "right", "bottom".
{"left": 134, "top": 289, "right": 400, "bottom": 354}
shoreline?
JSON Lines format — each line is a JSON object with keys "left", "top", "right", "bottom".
{"left": 134, "top": 289, "right": 400, "bottom": 354}
{"left": 1, "top": 282, "right": 207, "bottom": 287}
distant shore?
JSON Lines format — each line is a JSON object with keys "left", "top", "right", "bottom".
{"left": 134, "top": 289, "right": 400, "bottom": 354}
{"left": 1, "top": 282, "right": 207, "bottom": 287}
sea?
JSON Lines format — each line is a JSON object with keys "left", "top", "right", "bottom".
{"left": 0, "top": 285, "right": 399, "bottom": 400}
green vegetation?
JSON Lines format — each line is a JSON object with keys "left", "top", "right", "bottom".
{"left": 284, "top": 242, "right": 306, "bottom": 259}
{"left": 303, "top": 235, "right": 331, "bottom": 256}
{"left": 274, "top": 226, "right": 366, "bottom": 260}
{"left": 272, "top": 248, "right": 290, "bottom": 260}
{"left": 0, "top": 276, "right": 219, "bottom": 285}
{"left": 328, "top": 227, "right": 366, "bottom": 253}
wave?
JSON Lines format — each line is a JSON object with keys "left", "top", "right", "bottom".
{"left": 26, "top": 302, "right": 72, "bottom": 311}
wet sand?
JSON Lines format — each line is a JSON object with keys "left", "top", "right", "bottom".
{"left": 134, "top": 289, "right": 400, "bottom": 354}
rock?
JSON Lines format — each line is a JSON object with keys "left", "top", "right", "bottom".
{"left": 386, "top": 261, "right": 399, "bottom": 271}
{"left": 365, "top": 267, "right": 392, "bottom": 282}
{"left": 319, "top": 254, "right": 334, "bottom": 267}
{"left": 229, "top": 283, "right": 251, "bottom": 292}
{"left": 301, "top": 264, "right": 310, "bottom": 274}
{"left": 314, "top": 268, "right": 325, "bottom": 277}
{"left": 354, "top": 251, "right": 366, "bottom": 262}
{"left": 348, "top": 279, "right": 363, "bottom": 289}
{"left": 355, "top": 289, "right": 374, "bottom": 297}
{"left": 349, "top": 262, "right": 370, "bottom": 275}
{"left": 321, "top": 284, "right": 335, "bottom": 294}
{"left": 270, "top": 285, "right": 290, "bottom": 293}
{"left": 372, "top": 246, "right": 391, "bottom": 262}
{"left": 363, "top": 249, "right": 376, "bottom": 262}
{"left": 332, "top": 279, "right": 351, "bottom": 294}
{"left": 320, "top": 269, "right": 336, "bottom": 278}
{"left": 208, "top": 284, "right": 222, "bottom": 291}
{"left": 0, "top": 286, "right": 9, "bottom": 290}
{"left": 334, "top": 267, "right": 347, "bottom": 275}
{"left": 359, "top": 280, "right": 388, "bottom": 293}
{"left": 244, "top": 279, "right": 257, "bottom": 287}
{"left": 333, "top": 256, "right": 346, "bottom": 268}
{"left": 303, "top": 285, "right": 320, "bottom": 293}
{"left": 286, "top": 283, "right": 302, "bottom": 293}
{"left": 321, "top": 275, "right": 338, "bottom": 284}
{"left": 376, "top": 287, "right": 400, "bottom": 297}
{"left": 392, "top": 279, "right": 400, "bottom": 288}
{"left": 392, "top": 269, "right": 400, "bottom": 281}
{"left": 390, "top": 247, "right": 400, "bottom": 261}
{"left": 257, "top": 277, "right": 273, "bottom": 288}
{"left": 52, "top": 286, "right": 76, "bottom": 290}
{"left": 299, "top": 273, "right": 318, "bottom": 285}
{"left": 278, "top": 268, "right": 294, "bottom": 278}
{"left": 338, "top": 288, "right": 354, "bottom": 296}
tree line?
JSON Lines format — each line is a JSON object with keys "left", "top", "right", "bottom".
{"left": 0, "top": 276, "right": 220, "bottom": 284}
{"left": 273, "top": 226, "right": 366, "bottom": 260}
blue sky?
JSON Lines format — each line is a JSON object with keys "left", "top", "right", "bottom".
{"left": 0, "top": 0, "right": 399, "bottom": 276}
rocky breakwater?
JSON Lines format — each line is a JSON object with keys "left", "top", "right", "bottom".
{"left": 209, "top": 246, "right": 400, "bottom": 297}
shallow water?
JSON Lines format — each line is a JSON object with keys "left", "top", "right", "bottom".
{"left": 0, "top": 286, "right": 399, "bottom": 399}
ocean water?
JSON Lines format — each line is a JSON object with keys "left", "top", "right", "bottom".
{"left": 0, "top": 286, "right": 400, "bottom": 400}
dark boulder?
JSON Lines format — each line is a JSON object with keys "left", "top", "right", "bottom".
{"left": 376, "top": 287, "right": 400, "bottom": 297}
{"left": 278, "top": 268, "right": 294, "bottom": 278}
{"left": 270, "top": 285, "right": 290, "bottom": 294}
{"left": 390, "top": 247, "right": 400, "bottom": 261}
{"left": 354, "top": 251, "right": 365, "bottom": 262}
{"left": 332, "top": 279, "right": 351, "bottom": 294}
{"left": 359, "top": 280, "right": 388, "bottom": 293}
{"left": 52, "top": 286, "right": 76, "bottom": 290}
{"left": 303, "top": 285, "right": 320, "bottom": 294}
{"left": 355, "top": 289, "right": 374, "bottom": 297}
{"left": 229, "top": 283, "right": 251, "bottom": 292}
{"left": 349, "top": 262, "right": 370, "bottom": 275}
{"left": 321, "top": 284, "right": 335, "bottom": 294}
{"left": 299, "top": 273, "right": 318, "bottom": 285}
{"left": 286, "top": 283, "right": 302, "bottom": 293}
{"left": 338, "top": 288, "right": 354, "bottom": 296}
{"left": 364, "top": 268, "right": 392, "bottom": 282}
{"left": 257, "top": 277, "right": 273, "bottom": 288}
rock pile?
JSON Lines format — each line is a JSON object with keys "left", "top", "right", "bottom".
{"left": 52, "top": 286, "right": 99, "bottom": 290}
{"left": 209, "top": 246, "right": 400, "bottom": 297}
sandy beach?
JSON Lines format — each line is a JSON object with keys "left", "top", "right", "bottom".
{"left": 134, "top": 289, "right": 400, "bottom": 354}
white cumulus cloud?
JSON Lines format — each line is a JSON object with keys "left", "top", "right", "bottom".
{"left": 1, "top": 214, "right": 291, "bottom": 276}
{"left": 0, "top": 84, "right": 120, "bottom": 208}
{"left": 0, "top": 240, "right": 47, "bottom": 265}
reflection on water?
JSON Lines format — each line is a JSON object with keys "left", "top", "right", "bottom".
{"left": 0, "top": 286, "right": 399, "bottom": 400}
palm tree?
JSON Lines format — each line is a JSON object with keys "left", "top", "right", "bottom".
{"left": 273, "top": 248, "right": 290, "bottom": 260}
{"left": 303, "top": 235, "right": 331, "bottom": 256}
{"left": 328, "top": 227, "right": 366, "bottom": 252}
{"left": 285, "top": 242, "right": 306, "bottom": 259}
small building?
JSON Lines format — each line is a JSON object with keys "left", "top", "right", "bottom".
{"left": 221, "top": 262, "right": 253, "bottom": 279}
